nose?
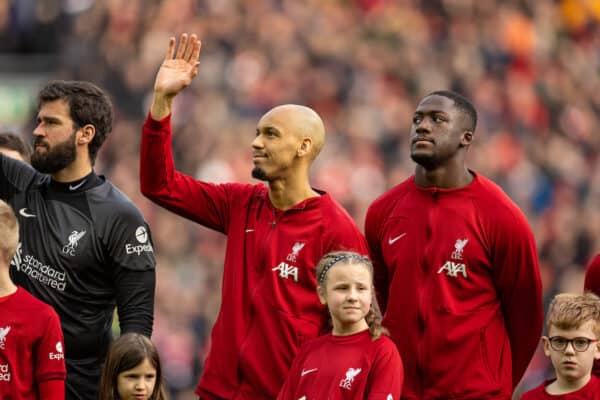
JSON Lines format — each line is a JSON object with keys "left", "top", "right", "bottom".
{"left": 564, "top": 341, "right": 576, "bottom": 355}
{"left": 251, "top": 135, "right": 263, "bottom": 150}
{"left": 415, "top": 118, "right": 432, "bottom": 135}
{"left": 33, "top": 122, "right": 44, "bottom": 137}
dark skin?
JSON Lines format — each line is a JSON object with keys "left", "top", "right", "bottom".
{"left": 410, "top": 95, "right": 474, "bottom": 189}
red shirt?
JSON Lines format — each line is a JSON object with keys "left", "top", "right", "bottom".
{"left": 277, "top": 330, "right": 403, "bottom": 400}
{"left": 365, "top": 173, "right": 543, "bottom": 399}
{"left": 520, "top": 376, "right": 600, "bottom": 399}
{"left": 583, "top": 254, "right": 600, "bottom": 376}
{"left": 0, "top": 287, "right": 66, "bottom": 400}
{"left": 141, "top": 115, "right": 368, "bottom": 399}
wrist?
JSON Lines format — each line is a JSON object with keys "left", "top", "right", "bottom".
{"left": 150, "top": 94, "right": 174, "bottom": 120}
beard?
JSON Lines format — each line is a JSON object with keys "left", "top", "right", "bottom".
{"left": 251, "top": 166, "right": 269, "bottom": 181}
{"left": 31, "top": 131, "right": 77, "bottom": 174}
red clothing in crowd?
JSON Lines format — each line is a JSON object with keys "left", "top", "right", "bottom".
{"left": 277, "top": 329, "right": 403, "bottom": 400}
{"left": 0, "top": 287, "right": 66, "bottom": 400}
{"left": 520, "top": 376, "right": 600, "bottom": 399}
{"left": 583, "top": 254, "right": 600, "bottom": 377}
{"left": 141, "top": 115, "right": 368, "bottom": 399}
{"left": 365, "top": 172, "right": 543, "bottom": 399}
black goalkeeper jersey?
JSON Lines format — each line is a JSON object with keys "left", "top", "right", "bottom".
{"left": 0, "top": 154, "right": 156, "bottom": 399}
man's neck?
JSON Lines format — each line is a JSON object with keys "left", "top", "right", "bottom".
{"left": 268, "top": 178, "right": 319, "bottom": 210}
{"left": 414, "top": 164, "right": 473, "bottom": 189}
{"left": 547, "top": 374, "right": 591, "bottom": 395}
{"left": 52, "top": 158, "right": 93, "bottom": 183}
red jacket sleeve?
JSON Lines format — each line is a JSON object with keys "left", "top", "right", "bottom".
{"left": 365, "top": 337, "right": 403, "bottom": 399}
{"left": 491, "top": 207, "right": 543, "bottom": 388}
{"left": 584, "top": 254, "right": 600, "bottom": 377}
{"left": 36, "top": 309, "right": 66, "bottom": 385}
{"left": 39, "top": 380, "right": 65, "bottom": 400}
{"left": 364, "top": 202, "right": 389, "bottom": 313}
{"left": 140, "top": 113, "right": 244, "bottom": 233}
{"left": 276, "top": 346, "right": 306, "bottom": 399}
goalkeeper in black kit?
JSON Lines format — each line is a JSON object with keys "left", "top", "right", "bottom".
{"left": 0, "top": 80, "right": 157, "bottom": 400}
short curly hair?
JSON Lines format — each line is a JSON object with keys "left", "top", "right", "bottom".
{"left": 546, "top": 292, "right": 600, "bottom": 338}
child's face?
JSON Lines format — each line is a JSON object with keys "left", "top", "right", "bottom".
{"left": 117, "top": 357, "right": 157, "bottom": 400}
{"left": 543, "top": 320, "right": 600, "bottom": 383}
{"left": 319, "top": 262, "right": 372, "bottom": 335}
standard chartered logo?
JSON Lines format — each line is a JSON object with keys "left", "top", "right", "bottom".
{"left": 0, "top": 364, "right": 10, "bottom": 381}
{"left": 20, "top": 254, "right": 67, "bottom": 291}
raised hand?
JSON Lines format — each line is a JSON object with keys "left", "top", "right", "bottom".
{"left": 151, "top": 33, "right": 202, "bottom": 120}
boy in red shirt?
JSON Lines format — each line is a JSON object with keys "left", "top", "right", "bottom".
{"left": 521, "top": 293, "right": 600, "bottom": 399}
{"left": 0, "top": 200, "right": 66, "bottom": 399}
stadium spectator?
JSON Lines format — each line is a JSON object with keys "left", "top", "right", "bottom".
{"left": 0, "top": 80, "right": 156, "bottom": 400}
{"left": 140, "top": 33, "right": 367, "bottom": 399}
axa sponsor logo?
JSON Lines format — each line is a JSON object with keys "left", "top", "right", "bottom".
{"left": 339, "top": 367, "right": 362, "bottom": 390}
{"left": 437, "top": 261, "right": 468, "bottom": 278}
{"left": 49, "top": 341, "right": 64, "bottom": 360}
{"left": 125, "top": 226, "right": 154, "bottom": 255}
{"left": 0, "top": 363, "right": 10, "bottom": 382}
{"left": 286, "top": 242, "right": 305, "bottom": 262}
{"left": 62, "top": 230, "right": 86, "bottom": 256}
{"left": 0, "top": 326, "right": 10, "bottom": 349}
{"left": 272, "top": 262, "right": 298, "bottom": 282}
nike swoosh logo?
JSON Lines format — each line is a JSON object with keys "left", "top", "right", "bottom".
{"left": 19, "top": 208, "right": 36, "bottom": 218}
{"left": 301, "top": 368, "right": 318, "bottom": 376}
{"left": 245, "top": 229, "right": 254, "bottom": 233}
{"left": 69, "top": 179, "right": 87, "bottom": 190}
{"left": 388, "top": 233, "right": 406, "bottom": 244}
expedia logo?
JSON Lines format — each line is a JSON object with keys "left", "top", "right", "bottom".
{"left": 49, "top": 341, "right": 64, "bottom": 360}
{"left": 125, "top": 226, "right": 154, "bottom": 255}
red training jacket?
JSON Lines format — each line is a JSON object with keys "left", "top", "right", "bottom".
{"left": 0, "top": 287, "right": 66, "bottom": 400}
{"left": 365, "top": 173, "right": 543, "bottom": 399}
{"left": 141, "top": 114, "right": 368, "bottom": 399}
{"left": 277, "top": 330, "right": 403, "bottom": 399}
{"left": 583, "top": 254, "right": 600, "bottom": 377}
{"left": 520, "top": 376, "right": 600, "bottom": 399}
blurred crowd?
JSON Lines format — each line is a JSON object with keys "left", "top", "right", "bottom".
{"left": 1, "top": 0, "right": 599, "bottom": 398}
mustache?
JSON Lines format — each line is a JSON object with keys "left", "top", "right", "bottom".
{"left": 33, "top": 139, "right": 49, "bottom": 148}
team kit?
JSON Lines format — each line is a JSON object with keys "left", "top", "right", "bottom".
{"left": 0, "top": 33, "right": 598, "bottom": 400}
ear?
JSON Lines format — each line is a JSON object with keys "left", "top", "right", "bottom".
{"left": 542, "top": 336, "right": 551, "bottom": 357}
{"left": 77, "top": 124, "right": 96, "bottom": 146}
{"left": 297, "top": 137, "right": 313, "bottom": 158}
{"left": 460, "top": 130, "right": 473, "bottom": 147}
{"left": 317, "top": 286, "right": 327, "bottom": 305}
{"left": 594, "top": 341, "right": 600, "bottom": 360}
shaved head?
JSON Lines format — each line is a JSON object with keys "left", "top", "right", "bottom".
{"left": 259, "top": 104, "right": 325, "bottom": 160}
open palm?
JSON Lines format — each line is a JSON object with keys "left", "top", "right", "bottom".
{"left": 154, "top": 33, "right": 202, "bottom": 97}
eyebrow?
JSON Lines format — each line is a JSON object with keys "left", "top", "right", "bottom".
{"left": 37, "top": 115, "right": 63, "bottom": 124}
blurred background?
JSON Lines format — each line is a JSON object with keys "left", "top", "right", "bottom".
{"left": 1, "top": 0, "right": 599, "bottom": 398}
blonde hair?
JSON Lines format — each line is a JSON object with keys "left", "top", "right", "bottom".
{"left": 546, "top": 292, "right": 600, "bottom": 338}
{"left": 316, "top": 251, "right": 388, "bottom": 340}
{"left": 0, "top": 200, "right": 18, "bottom": 264}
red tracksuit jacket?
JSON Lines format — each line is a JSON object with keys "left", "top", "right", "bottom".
{"left": 520, "top": 376, "right": 600, "bottom": 399}
{"left": 277, "top": 330, "right": 403, "bottom": 399}
{"left": 365, "top": 173, "right": 543, "bottom": 399}
{"left": 583, "top": 254, "right": 600, "bottom": 377}
{"left": 0, "top": 287, "right": 66, "bottom": 400}
{"left": 141, "top": 115, "right": 368, "bottom": 399}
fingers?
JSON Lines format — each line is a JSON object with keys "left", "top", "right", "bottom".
{"left": 183, "top": 34, "right": 197, "bottom": 61}
{"left": 165, "top": 37, "right": 175, "bottom": 60}
{"left": 191, "top": 39, "right": 202, "bottom": 64}
{"left": 175, "top": 33, "right": 188, "bottom": 59}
